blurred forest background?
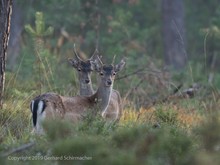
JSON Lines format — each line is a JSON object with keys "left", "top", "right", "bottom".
{"left": 6, "top": 0, "right": 220, "bottom": 100}
{"left": 1, "top": 0, "right": 220, "bottom": 164}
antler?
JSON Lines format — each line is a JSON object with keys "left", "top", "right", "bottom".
{"left": 73, "top": 44, "right": 83, "bottom": 61}
{"left": 90, "top": 48, "right": 99, "bottom": 60}
{"left": 111, "top": 54, "right": 116, "bottom": 65}
{"left": 96, "top": 54, "right": 103, "bottom": 66}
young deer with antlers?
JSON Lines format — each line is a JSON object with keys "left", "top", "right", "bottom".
{"left": 68, "top": 45, "right": 98, "bottom": 96}
{"left": 68, "top": 48, "right": 123, "bottom": 121}
{"left": 68, "top": 47, "right": 97, "bottom": 96}
{"left": 30, "top": 56, "right": 125, "bottom": 134}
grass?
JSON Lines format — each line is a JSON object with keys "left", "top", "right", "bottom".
{"left": 1, "top": 54, "right": 220, "bottom": 165}
{"left": 0, "top": 88, "right": 219, "bottom": 165}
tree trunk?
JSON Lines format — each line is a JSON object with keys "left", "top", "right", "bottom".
{"left": 162, "top": 0, "right": 187, "bottom": 70}
{"left": 0, "top": 0, "right": 13, "bottom": 108}
{"left": 7, "top": 0, "right": 23, "bottom": 71}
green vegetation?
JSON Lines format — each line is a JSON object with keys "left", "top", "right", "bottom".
{"left": 25, "top": 12, "right": 55, "bottom": 93}
{"left": 0, "top": 103, "right": 220, "bottom": 164}
{"left": 1, "top": 0, "right": 220, "bottom": 164}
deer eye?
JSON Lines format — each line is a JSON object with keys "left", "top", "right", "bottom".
{"left": 78, "top": 68, "right": 81, "bottom": 71}
{"left": 100, "top": 72, "right": 104, "bottom": 76}
{"left": 112, "top": 72, "right": 116, "bottom": 76}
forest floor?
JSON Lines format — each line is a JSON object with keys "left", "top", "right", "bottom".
{"left": 0, "top": 89, "right": 220, "bottom": 165}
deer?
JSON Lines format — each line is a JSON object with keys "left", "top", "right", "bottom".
{"left": 68, "top": 47, "right": 97, "bottom": 96}
{"left": 68, "top": 47, "right": 123, "bottom": 121}
{"left": 30, "top": 56, "right": 125, "bottom": 134}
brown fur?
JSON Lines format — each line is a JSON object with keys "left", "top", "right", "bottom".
{"left": 34, "top": 93, "right": 98, "bottom": 123}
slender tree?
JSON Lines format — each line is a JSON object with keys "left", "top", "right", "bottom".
{"left": 0, "top": 0, "right": 13, "bottom": 108}
{"left": 162, "top": 0, "right": 187, "bottom": 70}
{"left": 7, "top": 0, "right": 23, "bottom": 70}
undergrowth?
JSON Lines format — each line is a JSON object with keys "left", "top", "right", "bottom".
{"left": 1, "top": 57, "right": 220, "bottom": 164}
{"left": 0, "top": 88, "right": 219, "bottom": 165}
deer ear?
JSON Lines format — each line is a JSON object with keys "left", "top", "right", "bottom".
{"left": 115, "top": 58, "right": 126, "bottom": 72}
{"left": 68, "top": 58, "right": 79, "bottom": 68}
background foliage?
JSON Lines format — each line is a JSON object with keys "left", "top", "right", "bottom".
{"left": 0, "top": 0, "right": 220, "bottom": 164}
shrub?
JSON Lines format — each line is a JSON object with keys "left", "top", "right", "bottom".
{"left": 155, "top": 106, "right": 178, "bottom": 125}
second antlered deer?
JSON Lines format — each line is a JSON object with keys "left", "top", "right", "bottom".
{"left": 68, "top": 46, "right": 97, "bottom": 96}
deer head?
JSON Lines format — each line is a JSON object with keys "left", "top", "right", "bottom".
{"left": 68, "top": 46, "right": 99, "bottom": 85}
{"left": 93, "top": 55, "right": 126, "bottom": 87}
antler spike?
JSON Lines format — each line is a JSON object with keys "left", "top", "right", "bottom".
{"left": 112, "top": 54, "right": 116, "bottom": 65}
{"left": 90, "top": 48, "right": 99, "bottom": 60}
{"left": 96, "top": 54, "right": 103, "bottom": 65}
{"left": 73, "top": 44, "right": 83, "bottom": 61}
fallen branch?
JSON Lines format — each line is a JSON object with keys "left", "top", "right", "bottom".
{"left": 150, "top": 83, "right": 200, "bottom": 107}
{"left": 1, "top": 142, "right": 35, "bottom": 157}
{"left": 116, "top": 66, "right": 164, "bottom": 81}
{"left": 124, "top": 77, "right": 145, "bottom": 100}
{"left": 116, "top": 67, "right": 146, "bottom": 80}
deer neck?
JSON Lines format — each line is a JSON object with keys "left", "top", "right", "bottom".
{"left": 79, "top": 82, "right": 94, "bottom": 96}
{"left": 92, "top": 83, "right": 112, "bottom": 114}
